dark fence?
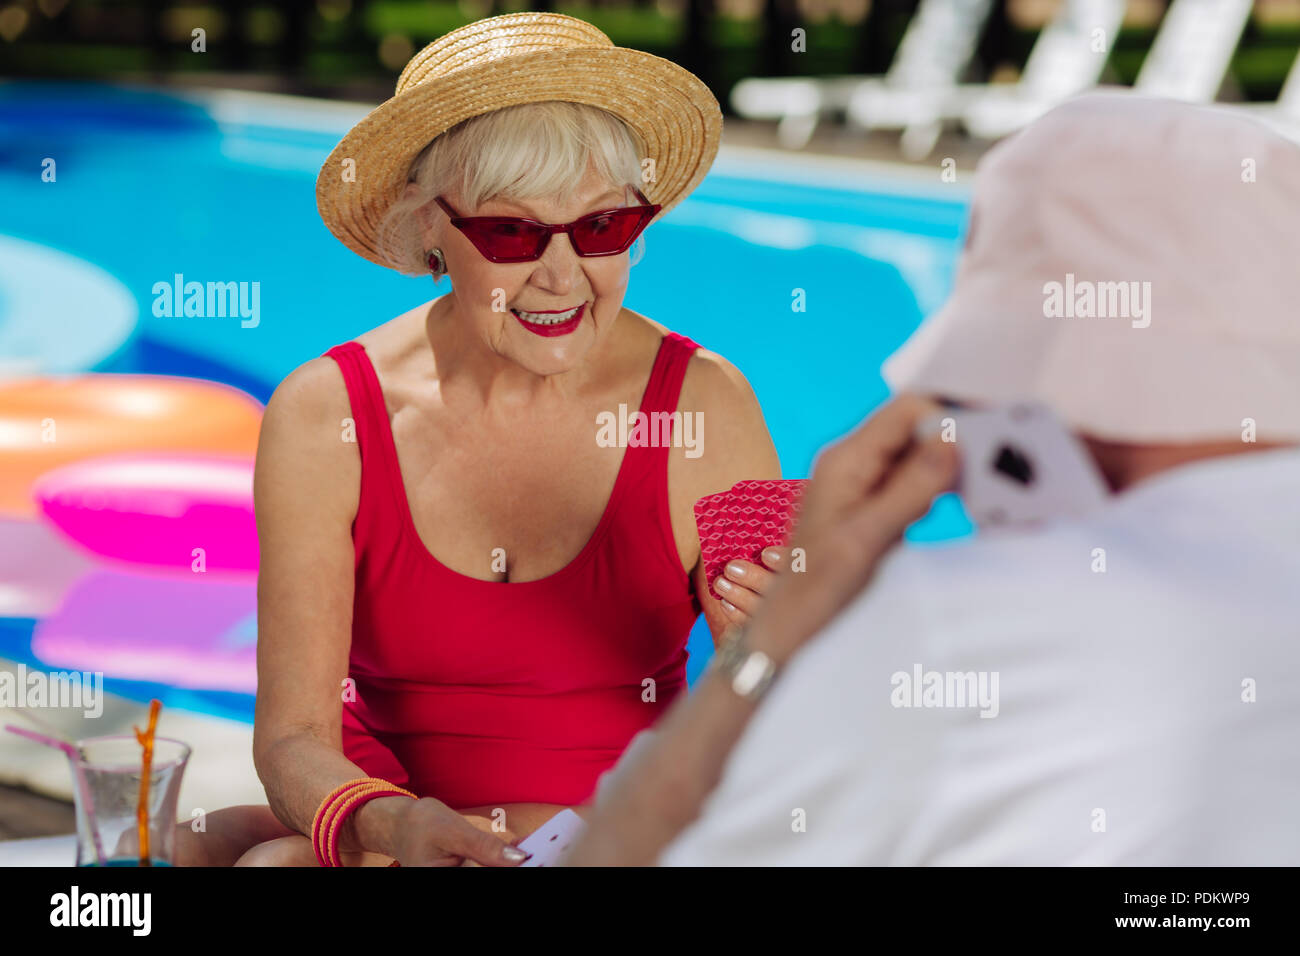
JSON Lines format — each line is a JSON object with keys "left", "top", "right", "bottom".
{"left": 2, "top": 1, "right": 1297, "bottom": 107}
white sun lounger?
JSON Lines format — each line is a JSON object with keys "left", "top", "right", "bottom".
{"left": 963, "top": 0, "right": 1252, "bottom": 146}
{"left": 962, "top": 0, "right": 1128, "bottom": 140}
{"left": 731, "top": 0, "right": 995, "bottom": 150}
{"left": 844, "top": 0, "right": 996, "bottom": 157}
{"left": 730, "top": 75, "right": 871, "bottom": 149}
{"left": 1239, "top": 46, "right": 1300, "bottom": 142}
{"left": 1131, "top": 0, "right": 1254, "bottom": 102}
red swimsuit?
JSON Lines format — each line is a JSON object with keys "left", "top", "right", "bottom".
{"left": 323, "top": 332, "right": 702, "bottom": 808}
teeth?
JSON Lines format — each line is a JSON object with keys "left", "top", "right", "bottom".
{"left": 513, "top": 304, "right": 581, "bottom": 325}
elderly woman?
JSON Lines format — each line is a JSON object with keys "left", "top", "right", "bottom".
{"left": 177, "top": 13, "right": 785, "bottom": 866}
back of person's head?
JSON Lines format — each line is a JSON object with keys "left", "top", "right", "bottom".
{"left": 875, "top": 104, "right": 1300, "bottom": 864}
{"left": 885, "top": 92, "right": 1300, "bottom": 489}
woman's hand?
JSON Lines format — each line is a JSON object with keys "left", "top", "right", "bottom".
{"left": 385, "top": 797, "right": 530, "bottom": 867}
{"left": 453, "top": 802, "right": 593, "bottom": 865}
{"left": 748, "top": 395, "right": 957, "bottom": 664}
{"left": 457, "top": 813, "right": 520, "bottom": 867}
{"left": 711, "top": 547, "right": 790, "bottom": 625}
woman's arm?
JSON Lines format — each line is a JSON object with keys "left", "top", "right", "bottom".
{"left": 251, "top": 358, "right": 523, "bottom": 866}
{"left": 672, "top": 349, "right": 783, "bottom": 646}
{"left": 566, "top": 396, "right": 958, "bottom": 864}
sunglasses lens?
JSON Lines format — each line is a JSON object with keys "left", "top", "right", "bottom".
{"left": 572, "top": 208, "right": 648, "bottom": 255}
{"left": 461, "top": 220, "right": 547, "bottom": 261}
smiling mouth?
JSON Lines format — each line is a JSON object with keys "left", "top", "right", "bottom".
{"left": 510, "top": 302, "right": 586, "bottom": 337}
{"left": 511, "top": 304, "right": 583, "bottom": 325}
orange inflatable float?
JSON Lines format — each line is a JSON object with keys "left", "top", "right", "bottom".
{"left": 0, "top": 375, "right": 263, "bottom": 518}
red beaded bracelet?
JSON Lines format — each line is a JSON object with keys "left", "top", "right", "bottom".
{"left": 311, "top": 778, "right": 414, "bottom": 867}
{"left": 312, "top": 779, "right": 371, "bottom": 867}
{"left": 326, "top": 785, "right": 414, "bottom": 867}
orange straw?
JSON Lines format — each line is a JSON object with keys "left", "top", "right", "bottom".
{"left": 133, "top": 699, "right": 162, "bottom": 866}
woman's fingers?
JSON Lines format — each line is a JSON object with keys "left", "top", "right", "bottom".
{"left": 438, "top": 812, "right": 529, "bottom": 867}
{"left": 718, "top": 595, "right": 747, "bottom": 623}
{"left": 398, "top": 799, "right": 529, "bottom": 867}
{"left": 456, "top": 814, "right": 524, "bottom": 867}
{"left": 714, "top": 560, "right": 774, "bottom": 615}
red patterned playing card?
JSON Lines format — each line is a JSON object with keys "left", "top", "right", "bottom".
{"left": 694, "top": 479, "right": 809, "bottom": 601}
{"left": 729, "top": 478, "right": 808, "bottom": 567}
{"left": 694, "top": 487, "right": 737, "bottom": 600}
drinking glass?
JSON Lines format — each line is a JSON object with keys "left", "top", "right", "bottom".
{"left": 70, "top": 734, "right": 191, "bottom": 867}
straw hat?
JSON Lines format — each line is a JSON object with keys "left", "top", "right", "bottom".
{"left": 884, "top": 91, "right": 1300, "bottom": 443}
{"left": 316, "top": 11, "right": 723, "bottom": 269}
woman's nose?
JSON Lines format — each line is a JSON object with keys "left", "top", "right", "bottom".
{"left": 531, "top": 232, "right": 582, "bottom": 293}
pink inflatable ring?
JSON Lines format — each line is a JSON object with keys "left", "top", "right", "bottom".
{"left": 32, "top": 453, "right": 257, "bottom": 574}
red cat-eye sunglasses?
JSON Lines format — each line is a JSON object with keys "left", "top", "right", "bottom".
{"left": 435, "top": 186, "right": 661, "bottom": 263}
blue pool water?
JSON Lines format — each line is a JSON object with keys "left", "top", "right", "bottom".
{"left": 0, "top": 81, "right": 972, "bottom": 722}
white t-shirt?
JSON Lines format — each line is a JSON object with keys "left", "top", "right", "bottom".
{"left": 655, "top": 448, "right": 1300, "bottom": 865}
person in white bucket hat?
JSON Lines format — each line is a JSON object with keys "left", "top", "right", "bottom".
{"left": 568, "top": 92, "right": 1300, "bottom": 866}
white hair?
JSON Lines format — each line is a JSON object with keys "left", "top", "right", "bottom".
{"left": 377, "top": 101, "right": 647, "bottom": 276}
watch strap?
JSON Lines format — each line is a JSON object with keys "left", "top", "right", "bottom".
{"left": 709, "top": 625, "right": 777, "bottom": 702}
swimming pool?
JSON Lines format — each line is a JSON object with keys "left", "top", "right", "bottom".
{"left": 0, "top": 81, "right": 972, "bottom": 722}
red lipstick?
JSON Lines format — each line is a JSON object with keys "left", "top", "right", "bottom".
{"left": 511, "top": 302, "right": 586, "bottom": 337}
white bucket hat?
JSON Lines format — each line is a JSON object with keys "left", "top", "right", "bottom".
{"left": 884, "top": 91, "right": 1300, "bottom": 443}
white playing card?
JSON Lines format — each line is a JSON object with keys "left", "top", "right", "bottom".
{"left": 922, "top": 403, "right": 1110, "bottom": 529}
{"left": 516, "top": 809, "right": 587, "bottom": 867}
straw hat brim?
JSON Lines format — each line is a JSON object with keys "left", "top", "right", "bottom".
{"left": 316, "top": 46, "right": 722, "bottom": 269}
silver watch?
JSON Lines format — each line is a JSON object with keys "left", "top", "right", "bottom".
{"left": 709, "top": 625, "right": 778, "bottom": 702}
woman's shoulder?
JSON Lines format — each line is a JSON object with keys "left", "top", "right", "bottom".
{"left": 624, "top": 310, "right": 778, "bottom": 467}
{"left": 267, "top": 352, "right": 354, "bottom": 437}
{"left": 637, "top": 314, "right": 782, "bottom": 532}
{"left": 641, "top": 319, "right": 759, "bottom": 421}
{"left": 622, "top": 309, "right": 750, "bottom": 403}
{"left": 267, "top": 303, "right": 426, "bottom": 446}
{"left": 258, "top": 351, "right": 365, "bottom": 526}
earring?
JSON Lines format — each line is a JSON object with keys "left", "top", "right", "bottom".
{"left": 426, "top": 247, "right": 446, "bottom": 277}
